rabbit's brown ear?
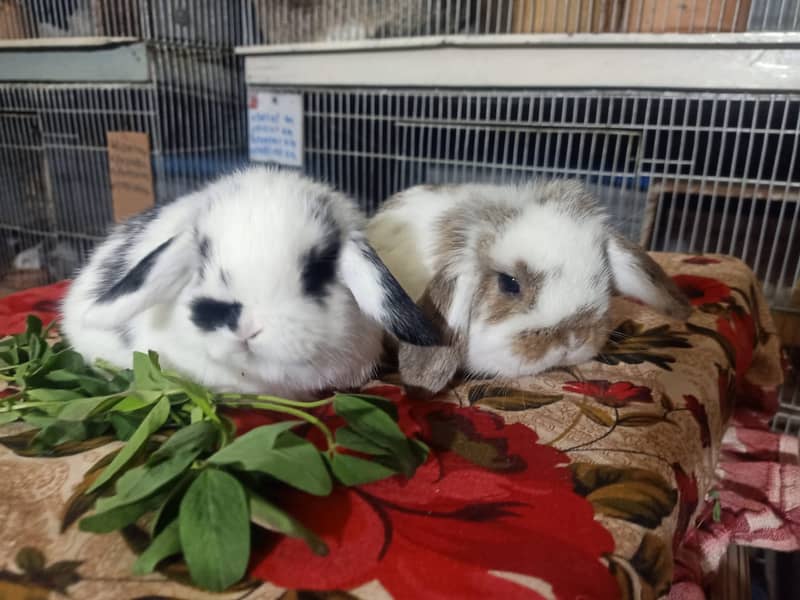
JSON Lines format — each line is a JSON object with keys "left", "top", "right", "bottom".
{"left": 607, "top": 233, "right": 692, "bottom": 320}
{"left": 398, "top": 270, "right": 465, "bottom": 398}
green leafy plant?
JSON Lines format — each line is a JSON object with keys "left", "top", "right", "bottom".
{"left": 0, "top": 316, "right": 428, "bottom": 592}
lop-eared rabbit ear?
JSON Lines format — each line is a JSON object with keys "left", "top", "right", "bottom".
{"left": 607, "top": 233, "right": 692, "bottom": 320}
{"left": 339, "top": 235, "right": 440, "bottom": 347}
{"left": 89, "top": 232, "right": 200, "bottom": 329}
{"left": 397, "top": 269, "right": 466, "bottom": 398}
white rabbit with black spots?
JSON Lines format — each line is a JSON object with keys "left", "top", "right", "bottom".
{"left": 61, "top": 167, "right": 438, "bottom": 399}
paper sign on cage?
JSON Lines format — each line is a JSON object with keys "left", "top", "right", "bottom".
{"left": 107, "top": 131, "right": 156, "bottom": 223}
{"left": 248, "top": 91, "right": 304, "bottom": 167}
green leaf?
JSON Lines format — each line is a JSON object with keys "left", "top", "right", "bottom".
{"left": 26, "top": 315, "right": 43, "bottom": 336}
{"left": 33, "top": 420, "right": 88, "bottom": 449}
{"left": 94, "top": 443, "right": 201, "bottom": 512}
{"left": 210, "top": 424, "right": 331, "bottom": 496}
{"left": 333, "top": 394, "right": 417, "bottom": 476}
{"left": 132, "top": 351, "right": 173, "bottom": 391}
{"left": 79, "top": 488, "right": 169, "bottom": 533}
{"left": 28, "top": 335, "right": 44, "bottom": 362}
{"left": 44, "top": 369, "right": 81, "bottom": 383}
{"left": 133, "top": 519, "right": 181, "bottom": 575}
{"left": 49, "top": 350, "right": 87, "bottom": 372}
{"left": 167, "top": 375, "right": 216, "bottom": 421}
{"left": 343, "top": 393, "right": 399, "bottom": 420}
{"left": 57, "top": 395, "right": 122, "bottom": 421}
{"left": 87, "top": 396, "right": 170, "bottom": 493}
{"left": 0, "top": 411, "right": 20, "bottom": 425}
{"left": 328, "top": 452, "right": 398, "bottom": 486}
{"left": 151, "top": 472, "right": 196, "bottom": 537}
{"left": 179, "top": 469, "right": 250, "bottom": 592}
{"left": 208, "top": 421, "right": 301, "bottom": 464}
{"left": 21, "top": 413, "right": 56, "bottom": 429}
{"left": 249, "top": 492, "right": 328, "bottom": 556}
{"left": 27, "top": 388, "right": 85, "bottom": 402}
{"left": 149, "top": 421, "right": 218, "bottom": 465}
{"left": 109, "top": 412, "right": 141, "bottom": 440}
{"left": 76, "top": 376, "right": 115, "bottom": 397}
{"left": 335, "top": 426, "right": 390, "bottom": 456}
{"left": 111, "top": 391, "right": 162, "bottom": 413}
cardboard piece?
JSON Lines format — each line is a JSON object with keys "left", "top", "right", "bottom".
{"left": 0, "top": 0, "right": 31, "bottom": 39}
{"left": 107, "top": 131, "right": 155, "bottom": 223}
{"left": 622, "top": 0, "right": 751, "bottom": 32}
{"left": 512, "top": 0, "right": 614, "bottom": 33}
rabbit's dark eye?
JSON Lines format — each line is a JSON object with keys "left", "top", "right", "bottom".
{"left": 497, "top": 272, "right": 521, "bottom": 296}
{"left": 302, "top": 237, "right": 341, "bottom": 299}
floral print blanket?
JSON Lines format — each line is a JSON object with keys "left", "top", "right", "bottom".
{"left": 0, "top": 253, "right": 790, "bottom": 600}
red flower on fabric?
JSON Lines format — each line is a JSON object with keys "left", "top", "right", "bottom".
{"left": 684, "top": 395, "right": 711, "bottom": 448}
{"left": 716, "top": 309, "right": 756, "bottom": 385}
{"left": 672, "top": 275, "right": 731, "bottom": 306}
{"left": 671, "top": 464, "right": 700, "bottom": 554}
{"left": 249, "top": 386, "right": 619, "bottom": 600}
{"left": 562, "top": 380, "right": 653, "bottom": 407}
{"left": 0, "top": 280, "right": 69, "bottom": 335}
{"left": 682, "top": 256, "right": 722, "bottom": 265}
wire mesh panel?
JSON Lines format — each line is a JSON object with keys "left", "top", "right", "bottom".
{"left": 0, "top": 46, "right": 247, "bottom": 285}
{"left": 241, "top": 0, "right": 800, "bottom": 44}
{"left": 250, "top": 87, "right": 800, "bottom": 309}
{"left": 0, "top": 1, "right": 246, "bottom": 48}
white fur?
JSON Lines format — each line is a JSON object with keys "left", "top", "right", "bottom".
{"left": 61, "top": 167, "right": 393, "bottom": 399}
{"left": 368, "top": 180, "right": 636, "bottom": 379}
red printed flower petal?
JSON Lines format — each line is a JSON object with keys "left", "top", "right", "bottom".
{"left": 716, "top": 309, "right": 756, "bottom": 383}
{"left": 251, "top": 388, "right": 618, "bottom": 600}
{"left": 684, "top": 395, "right": 711, "bottom": 448}
{"left": 682, "top": 256, "right": 721, "bottom": 265}
{"left": 0, "top": 280, "right": 70, "bottom": 335}
{"left": 563, "top": 380, "right": 653, "bottom": 407}
{"left": 672, "top": 275, "right": 731, "bottom": 306}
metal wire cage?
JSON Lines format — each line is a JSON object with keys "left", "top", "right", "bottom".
{"left": 0, "top": 2, "right": 248, "bottom": 285}
{"left": 0, "top": 0, "right": 244, "bottom": 48}
{"left": 0, "top": 50, "right": 246, "bottom": 284}
{"left": 241, "top": 0, "right": 800, "bottom": 45}
{"left": 246, "top": 86, "right": 799, "bottom": 310}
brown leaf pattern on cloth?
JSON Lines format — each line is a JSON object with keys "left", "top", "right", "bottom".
{"left": 0, "top": 253, "right": 784, "bottom": 600}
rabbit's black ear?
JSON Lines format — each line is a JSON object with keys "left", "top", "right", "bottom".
{"left": 607, "top": 233, "right": 692, "bottom": 320}
{"left": 89, "top": 233, "right": 199, "bottom": 328}
{"left": 340, "top": 236, "right": 440, "bottom": 346}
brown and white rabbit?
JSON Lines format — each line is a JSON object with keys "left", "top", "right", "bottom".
{"left": 366, "top": 179, "right": 691, "bottom": 395}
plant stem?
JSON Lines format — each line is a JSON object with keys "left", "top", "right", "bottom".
{"left": 218, "top": 393, "right": 335, "bottom": 409}
{"left": 220, "top": 399, "right": 336, "bottom": 449}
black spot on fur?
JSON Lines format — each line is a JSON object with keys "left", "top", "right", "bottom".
{"left": 197, "top": 236, "right": 210, "bottom": 280}
{"left": 117, "top": 326, "right": 133, "bottom": 347}
{"left": 190, "top": 297, "right": 242, "bottom": 332}
{"left": 97, "top": 238, "right": 174, "bottom": 303}
{"left": 198, "top": 236, "right": 210, "bottom": 260}
{"left": 95, "top": 206, "right": 161, "bottom": 297}
{"left": 302, "top": 234, "right": 341, "bottom": 299}
{"left": 220, "top": 269, "right": 231, "bottom": 287}
{"left": 357, "top": 240, "right": 440, "bottom": 346}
